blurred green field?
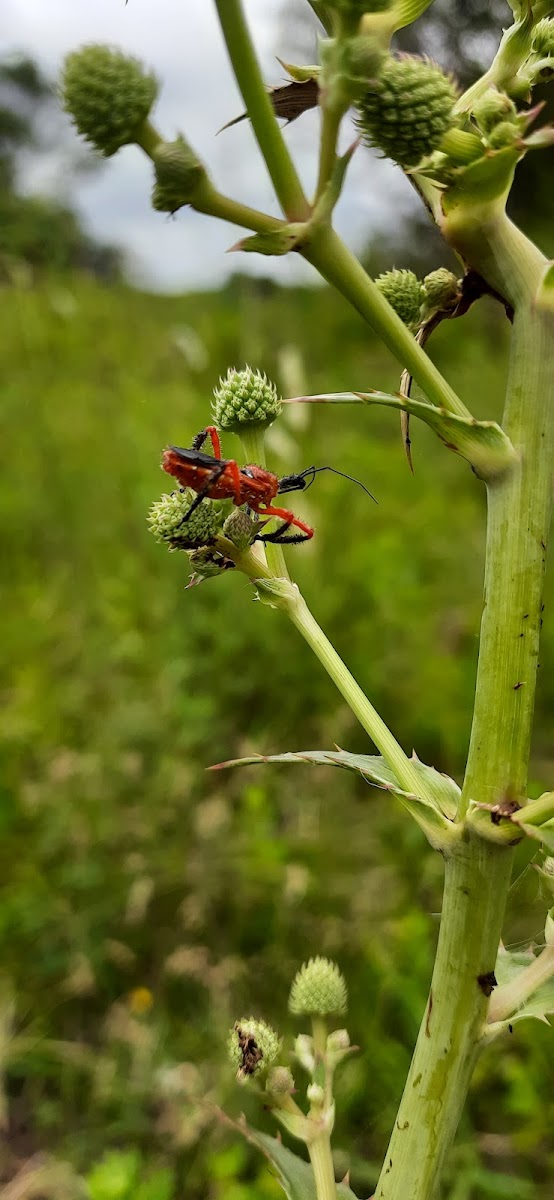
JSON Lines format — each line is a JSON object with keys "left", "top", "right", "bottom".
{"left": 1, "top": 272, "right": 553, "bottom": 1199}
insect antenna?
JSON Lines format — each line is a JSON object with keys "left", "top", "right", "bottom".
{"left": 301, "top": 465, "right": 376, "bottom": 502}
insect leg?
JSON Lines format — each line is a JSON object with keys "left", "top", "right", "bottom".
{"left": 173, "top": 461, "right": 228, "bottom": 531}
{"left": 256, "top": 503, "right": 314, "bottom": 541}
{"left": 192, "top": 425, "right": 222, "bottom": 458}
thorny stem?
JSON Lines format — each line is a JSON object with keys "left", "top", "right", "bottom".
{"left": 375, "top": 217, "right": 554, "bottom": 1199}
{"left": 213, "top": 0, "right": 310, "bottom": 221}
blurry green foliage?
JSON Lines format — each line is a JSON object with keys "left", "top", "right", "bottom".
{"left": 1, "top": 271, "right": 553, "bottom": 1196}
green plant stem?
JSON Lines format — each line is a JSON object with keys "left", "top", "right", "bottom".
{"left": 285, "top": 592, "right": 436, "bottom": 802}
{"left": 488, "top": 942, "right": 554, "bottom": 1023}
{"left": 454, "top": 16, "right": 534, "bottom": 114}
{"left": 213, "top": 0, "right": 310, "bottom": 221}
{"left": 196, "top": 186, "right": 287, "bottom": 236}
{"left": 315, "top": 103, "right": 344, "bottom": 204}
{"left": 238, "top": 425, "right": 290, "bottom": 580}
{"left": 306, "top": 2, "right": 333, "bottom": 35}
{"left": 374, "top": 838, "right": 514, "bottom": 1200}
{"left": 303, "top": 227, "right": 470, "bottom": 417}
{"left": 375, "top": 218, "right": 554, "bottom": 1199}
{"left": 308, "top": 1135, "right": 337, "bottom": 1200}
{"left": 215, "top": 537, "right": 436, "bottom": 803}
{"left": 516, "top": 792, "right": 554, "bottom": 825}
{"left": 457, "top": 234, "right": 553, "bottom": 816}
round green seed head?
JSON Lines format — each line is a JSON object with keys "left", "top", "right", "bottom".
{"left": 289, "top": 957, "right": 348, "bottom": 1016}
{"left": 61, "top": 44, "right": 158, "bottom": 157}
{"left": 533, "top": 19, "right": 554, "bottom": 58}
{"left": 228, "top": 1018, "right": 281, "bottom": 1080}
{"left": 152, "top": 136, "right": 207, "bottom": 213}
{"left": 223, "top": 508, "right": 257, "bottom": 550}
{"left": 375, "top": 268, "right": 423, "bottom": 329}
{"left": 356, "top": 54, "right": 458, "bottom": 169}
{"left": 471, "top": 88, "right": 516, "bottom": 134}
{"left": 147, "top": 489, "right": 220, "bottom": 550}
{"left": 266, "top": 1066, "right": 295, "bottom": 1095}
{"left": 212, "top": 367, "right": 281, "bottom": 433}
{"left": 422, "top": 268, "right": 460, "bottom": 313}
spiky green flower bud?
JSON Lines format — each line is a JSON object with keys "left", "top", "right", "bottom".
{"left": 356, "top": 55, "right": 458, "bottom": 168}
{"left": 223, "top": 508, "right": 257, "bottom": 550}
{"left": 228, "top": 1018, "right": 281, "bottom": 1080}
{"left": 472, "top": 88, "right": 517, "bottom": 134}
{"left": 212, "top": 367, "right": 281, "bottom": 433}
{"left": 266, "top": 1066, "right": 296, "bottom": 1095}
{"left": 533, "top": 19, "right": 554, "bottom": 58}
{"left": 152, "top": 136, "right": 208, "bottom": 213}
{"left": 289, "top": 957, "right": 347, "bottom": 1016}
{"left": 487, "top": 120, "right": 521, "bottom": 150}
{"left": 188, "top": 547, "right": 234, "bottom": 578}
{"left": 375, "top": 268, "right": 423, "bottom": 329}
{"left": 422, "top": 268, "right": 460, "bottom": 314}
{"left": 148, "top": 489, "right": 221, "bottom": 550}
{"left": 61, "top": 44, "right": 158, "bottom": 157}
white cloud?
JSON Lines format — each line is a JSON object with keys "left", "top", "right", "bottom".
{"left": 4, "top": 0, "right": 410, "bottom": 290}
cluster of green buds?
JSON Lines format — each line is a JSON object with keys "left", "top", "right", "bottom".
{"left": 356, "top": 54, "right": 459, "bottom": 169}
{"left": 375, "top": 266, "right": 460, "bottom": 330}
{"left": 147, "top": 368, "right": 283, "bottom": 583}
{"left": 227, "top": 957, "right": 353, "bottom": 1149}
{"left": 61, "top": 44, "right": 209, "bottom": 213}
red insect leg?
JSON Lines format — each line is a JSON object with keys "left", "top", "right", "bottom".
{"left": 204, "top": 425, "right": 222, "bottom": 459}
{"left": 256, "top": 503, "right": 314, "bottom": 540}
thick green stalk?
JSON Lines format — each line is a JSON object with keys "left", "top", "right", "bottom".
{"left": 303, "top": 227, "right": 470, "bottom": 417}
{"left": 374, "top": 838, "right": 514, "bottom": 1200}
{"left": 375, "top": 220, "right": 554, "bottom": 1199}
{"left": 213, "top": 0, "right": 310, "bottom": 221}
{"left": 456, "top": 226, "right": 554, "bottom": 813}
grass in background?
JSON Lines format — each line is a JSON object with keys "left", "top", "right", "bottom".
{"left": 1, "top": 273, "right": 553, "bottom": 1197}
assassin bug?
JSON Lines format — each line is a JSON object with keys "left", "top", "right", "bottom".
{"left": 162, "top": 426, "right": 375, "bottom": 545}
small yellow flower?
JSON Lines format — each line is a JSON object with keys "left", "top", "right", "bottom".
{"left": 128, "top": 986, "right": 154, "bottom": 1015}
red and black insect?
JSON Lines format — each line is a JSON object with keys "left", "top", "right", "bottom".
{"left": 162, "top": 426, "right": 374, "bottom": 545}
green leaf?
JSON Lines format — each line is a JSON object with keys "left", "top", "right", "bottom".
{"left": 216, "top": 1114, "right": 359, "bottom": 1200}
{"left": 212, "top": 748, "right": 459, "bottom": 847}
{"left": 517, "top": 818, "right": 554, "bottom": 853}
{"left": 213, "top": 747, "right": 458, "bottom": 817}
{"left": 282, "top": 390, "right": 517, "bottom": 480}
{"left": 494, "top": 945, "right": 554, "bottom": 1025}
{"left": 229, "top": 225, "right": 306, "bottom": 256}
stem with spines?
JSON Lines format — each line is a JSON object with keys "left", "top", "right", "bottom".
{"left": 373, "top": 217, "right": 554, "bottom": 1200}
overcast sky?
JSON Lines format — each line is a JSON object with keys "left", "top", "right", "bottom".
{"left": 3, "top": 0, "right": 413, "bottom": 291}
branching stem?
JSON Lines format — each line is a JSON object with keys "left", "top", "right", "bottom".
{"left": 213, "top": 0, "right": 310, "bottom": 221}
